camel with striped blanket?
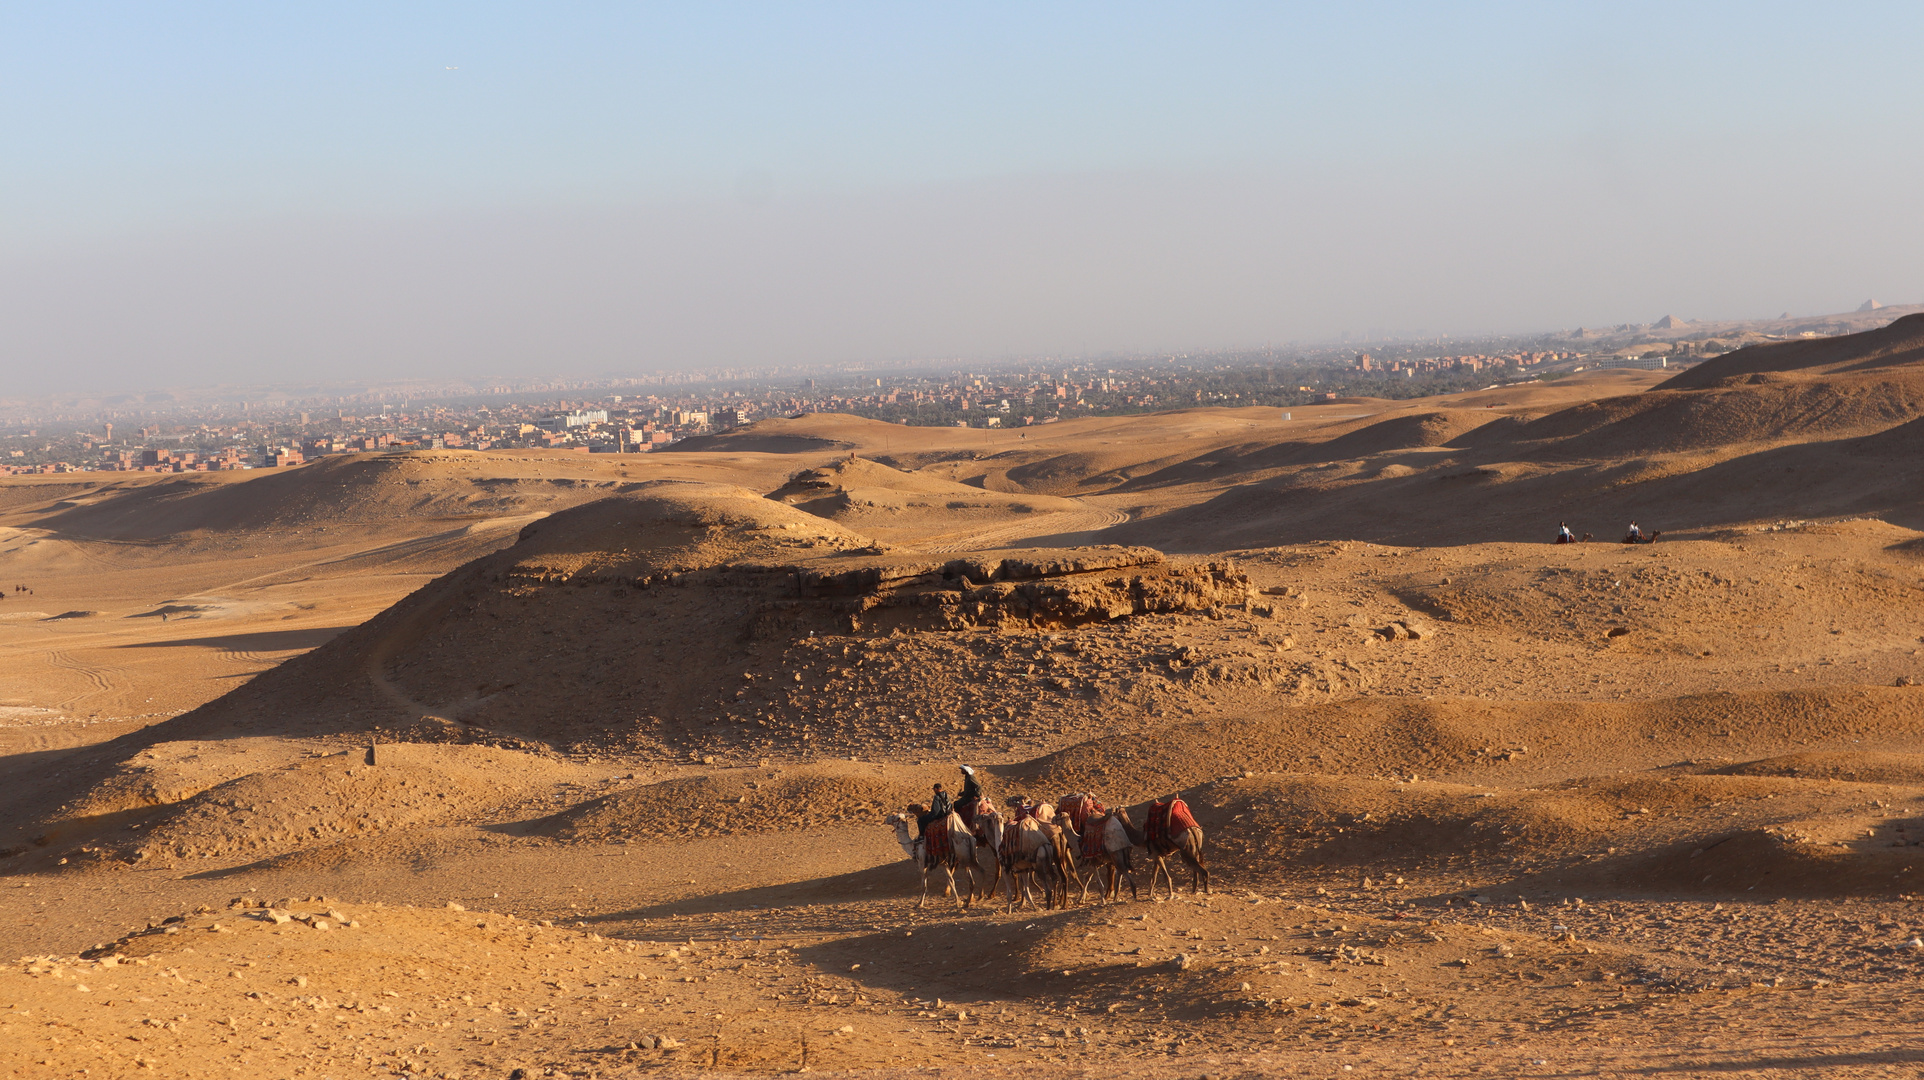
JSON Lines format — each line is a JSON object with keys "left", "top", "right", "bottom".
{"left": 1077, "top": 809, "right": 1144, "bottom": 903}
{"left": 885, "top": 811, "right": 979, "bottom": 909}
{"left": 1144, "top": 798, "right": 1211, "bottom": 898}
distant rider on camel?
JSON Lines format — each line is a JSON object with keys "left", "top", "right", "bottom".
{"left": 1556, "top": 521, "right": 1576, "bottom": 544}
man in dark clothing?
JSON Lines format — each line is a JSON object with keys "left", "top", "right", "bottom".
{"left": 916, "top": 783, "right": 952, "bottom": 838}
{"left": 954, "top": 764, "right": 985, "bottom": 823}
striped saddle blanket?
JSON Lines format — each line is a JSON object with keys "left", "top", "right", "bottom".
{"left": 1146, "top": 798, "right": 1199, "bottom": 848}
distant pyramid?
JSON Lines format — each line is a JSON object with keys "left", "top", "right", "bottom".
{"left": 1653, "top": 314, "right": 1685, "bottom": 329}
{"left": 1778, "top": 312, "right": 1791, "bottom": 320}
{"left": 1859, "top": 299, "right": 1885, "bottom": 312}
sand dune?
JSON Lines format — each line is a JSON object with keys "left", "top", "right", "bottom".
{"left": 1656, "top": 311, "right": 1924, "bottom": 389}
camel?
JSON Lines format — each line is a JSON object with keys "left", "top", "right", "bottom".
{"left": 885, "top": 811, "right": 979, "bottom": 909}
{"left": 1046, "top": 820, "right": 1082, "bottom": 908}
{"left": 1078, "top": 810, "right": 1144, "bottom": 903}
{"left": 1001, "top": 816, "right": 1059, "bottom": 911}
{"left": 970, "top": 805, "right": 1006, "bottom": 899}
{"left": 1144, "top": 806, "right": 1210, "bottom": 899}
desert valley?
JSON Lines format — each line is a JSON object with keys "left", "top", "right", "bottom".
{"left": 7, "top": 316, "right": 1924, "bottom": 1079}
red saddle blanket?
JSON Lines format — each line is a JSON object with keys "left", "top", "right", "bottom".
{"left": 958, "top": 795, "right": 992, "bottom": 830}
{"left": 1146, "top": 798, "right": 1199, "bottom": 847}
{"left": 1058, "top": 794, "right": 1106, "bottom": 834}
{"left": 1080, "top": 816, "right": 1108, "bottom": 860}
{"left": 924, "top": 823, "right": 951, "bottom": 867}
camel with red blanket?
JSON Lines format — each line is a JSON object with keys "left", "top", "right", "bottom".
{"left": 1056, "top": 793, "right": 1117, "bottom": 904}
{"left": 1143, "top": 796, "right": 1211, "bottom": 898}
{"left": 885, "top": 809, "right": 979, "bottom": 909}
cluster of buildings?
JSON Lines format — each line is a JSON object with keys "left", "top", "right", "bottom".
{"left": 0, "top": 397, "right": 743, "bottom": 476}
{"left": 1349, "top": 350, "right": 1576, "bottom": 376}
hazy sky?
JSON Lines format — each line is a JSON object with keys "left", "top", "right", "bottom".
{"left": 5, "top": 3, "right": 1923, "bottom": 395}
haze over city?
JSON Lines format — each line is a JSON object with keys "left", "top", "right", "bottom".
{"left": 6, "top": 3, "right": 1924, "bottom": 397}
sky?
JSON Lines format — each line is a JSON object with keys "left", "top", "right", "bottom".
{"left": 4, "top": 2, "right": 1923, "bottom": 396}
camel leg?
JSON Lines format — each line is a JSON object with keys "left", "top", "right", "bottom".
{"left": 961, "top": 844, "right": 980, "bottom": 901}
{"left": 1181, "top": 833, "right": 1210, "bottom": 895}
{"left": 1105, "top": 855, "right": 1137, "bottom": 902}
{"left": 977, "top": 845, "right": 1000, "bottom": 899}
{"left": 1188, "top": 853, "right": 1210, "bottom": 895}
{"left": 1149, "top": 852, "right": 1173, "bottom": 900}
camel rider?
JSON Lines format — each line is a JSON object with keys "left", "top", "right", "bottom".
{"left": 955, "top": 764, "right": 984, "bottom": 819}
{"left": 1557, "top": 522, "right": 1575, "bottom": 544}
{"left": 1625, "top": 521, "right": 1643, "bottom": 543}
{"left": 916, "top": 783, "right": 952, "bottom": 838}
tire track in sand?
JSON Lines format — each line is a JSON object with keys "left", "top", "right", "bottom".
{"left": 41, "top": 648, "right": 126, "bottom": 715}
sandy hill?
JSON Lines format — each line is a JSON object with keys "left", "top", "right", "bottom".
{"left": 661, "top": 320, "right": 1924, "bottom": 550}
{"left": 17, "top": 451, "right": 649, "bottom": 541}
{"left": 766, "top": 455, "right": 1091, "bottom": 548}
{"left": 665, "top": 413, "right": 888, "bottom": 453}
{"left": 11, "top": 482, "right": 1240, "bottom": 771}
{"left": 1657, "top": 311, "right": 1924, "bottom": 389}
{"left": 1080, "top": 322, "right": 1924, "bottom": 548}
{"left": 769, "top": 455, "right": 1082, "bottom": 517}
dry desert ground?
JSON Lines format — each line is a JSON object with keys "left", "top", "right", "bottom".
{"left": 6, "top": 317, "right": 1924, "bottom": 1079}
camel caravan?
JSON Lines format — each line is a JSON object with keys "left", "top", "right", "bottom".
{"left": 884, "top": 766, "right": 1209, "bottom": 911}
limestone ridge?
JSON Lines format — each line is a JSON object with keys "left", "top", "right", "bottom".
{"left": 498, "top": 543, "right": 1248, "bottom": 634}
{"left": 783, "top": 547, "right": 1247, "bottom": 633}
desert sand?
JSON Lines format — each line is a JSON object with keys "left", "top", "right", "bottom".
{"left": 6, "top": 317, "right": 1924, "bottom": 1078}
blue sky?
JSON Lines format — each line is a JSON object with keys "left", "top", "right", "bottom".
{"left": 4, "top": 3, "right": 1923, "bottom": 393}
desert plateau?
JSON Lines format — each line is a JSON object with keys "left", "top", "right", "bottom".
{"left": 9, "top": 317, "right": 1924, "bottom": 1080}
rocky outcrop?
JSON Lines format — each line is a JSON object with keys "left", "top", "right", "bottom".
{"left": 740, "top": 546, "right": 1249, "bottom": 632}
